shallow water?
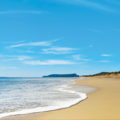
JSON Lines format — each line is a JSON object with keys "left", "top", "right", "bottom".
{"left": 0, "top": 77, "right": 87, "bottom": 118}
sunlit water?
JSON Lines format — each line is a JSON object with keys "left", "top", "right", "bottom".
{"left": 0, "top": 77, "right": 87, "bottom": 118}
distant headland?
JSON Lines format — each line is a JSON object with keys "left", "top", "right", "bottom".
{"left": 82, "top": 71, "right": 120, "bottom": 77}
{"left": 42, "top": 71, "right": 120, "bottom": 78}
{"left": 43, "top": 73, "right": 79, "bottom": 78}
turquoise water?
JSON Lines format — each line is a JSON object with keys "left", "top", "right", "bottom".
{"left": 0, "top": 77, "right": 87, "bottom": 118}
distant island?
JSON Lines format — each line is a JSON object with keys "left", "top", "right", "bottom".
{"left": 42, "top": 71, "right": 120, "bottom": 78}
{"left": 43, "top": 73, "right": 79, "bottom": 78}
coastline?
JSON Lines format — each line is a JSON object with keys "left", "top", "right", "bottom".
{"left": 0, "top": 77, "right": 93, "bottom": 120}
{"left": 0, "top": 84, "right": 87, "bottom": 119}
{"left": 1, "top": 76, "right": 120, "bottom": 120}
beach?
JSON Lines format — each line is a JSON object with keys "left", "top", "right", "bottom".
{"left": 1, "top": 75, "right": 120, "bottom": 120}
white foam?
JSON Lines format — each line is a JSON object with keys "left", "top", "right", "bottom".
{"left": 0, "top": 84, "right": 87, "bottom": 119}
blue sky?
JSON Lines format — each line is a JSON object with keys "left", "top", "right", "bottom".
{"left": 0, "top": 0, "right": 120, "bottom": 77}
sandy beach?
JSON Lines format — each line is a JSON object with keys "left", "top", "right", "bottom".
{"left": 1, "top": 75, "right": 120, "bottom": 120}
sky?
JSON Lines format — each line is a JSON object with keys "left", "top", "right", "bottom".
{"left": 0, "top": 0, "right": 120, "bottom": 77}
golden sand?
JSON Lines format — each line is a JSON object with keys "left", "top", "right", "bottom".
{"left": 1, "top": 76, "right": 120, "bottom": 120}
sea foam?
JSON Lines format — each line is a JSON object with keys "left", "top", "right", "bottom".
{"left": 0, "top": 77, "right": 87, "bottom": 119}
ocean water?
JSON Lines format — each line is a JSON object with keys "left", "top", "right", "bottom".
{"left": 0, "top": 77, "right": 87, "bottom": 118}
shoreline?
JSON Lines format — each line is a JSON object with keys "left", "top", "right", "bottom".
{"left": 2, "top": 76, "right": 120, "bottom": 120}
{"left": 0, "top": 77, "right": 94, "bottom": 120}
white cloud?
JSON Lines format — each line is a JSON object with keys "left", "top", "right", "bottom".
{"left": 0, "top": 10, "right": 44, "bottom": 15}
{"left": 25, "top": 50, "right": 35, "bottom": 53}
{"left": 101, "top": 54, "right": 112, "bottom": 57}
{"left": 72, "top": 54, "right": 90, "bottom": 61}
{"left": 0, "top": 55, "right": 32, "bottom": 61}
{"left": 72, "top": 54, "right": 81, "bottom": 60}
{"left": 24, "top": 60, "right": 74, "bottom": 65}
{"left": 9, "top": 41, "right": 51, "bottom": 48}
{"left": 17, "top": 55, "right": 32, "bottom": 61}
{"left": 42, "top": 47, "right": 76, "bottom": 54}
{"left": 8, "top": 39, "right": 60, "bottom": 48}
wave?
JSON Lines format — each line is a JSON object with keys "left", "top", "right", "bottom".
{"left": 0, "top": 84, "right": 87, "bottom": 119}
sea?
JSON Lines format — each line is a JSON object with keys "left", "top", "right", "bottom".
{"left": 0, "top": 77, "right": 87, "bottom": 118}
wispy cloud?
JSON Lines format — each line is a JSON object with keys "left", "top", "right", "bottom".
{"left": 9, "top": 42, "right": 50, "bottom": 48}
{"left": 0, "top": 54, "right": 75, "bottom": 65}
{"left": 55, "top": 0, "right": 115, "bottom": 12}
{"left": 72, "top": 55, "right": 81, "bottom": 60}
{"left": 0, "top": 10, "right": 45, "bottom": 15}
{"left": 17, "top": 55, "right": 32, "bottom": 61}
{"left": 0, "top": 66, "right": 18, "bottom": 70}
{"left": 8, "top": 39, "right": 60, "bottom": 48}
{"left": 42, "top": 47, "right": 76, "bottom": 54}
{"left": 72, "top": 54, "right": 90, "bottom": 61}
{"left": 0, "top": 55, "right": 32, "bottom": 61}
{"left": 24, "top": 60, "right": 74, "bottom": 65}
{"left": 101, "top": 54, "right": 112, "bottom": 57}
{"left": 8, "top": 41, "right": 53, "bottom": 48}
